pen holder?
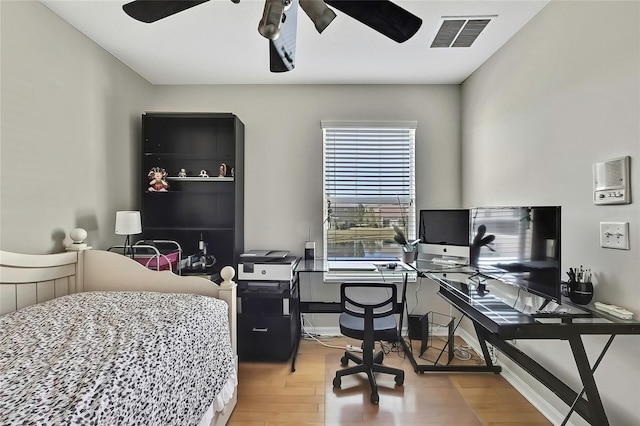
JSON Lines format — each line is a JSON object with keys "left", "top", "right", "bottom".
{"left": 569, "top": 280, "right": 593, "bottom": 305}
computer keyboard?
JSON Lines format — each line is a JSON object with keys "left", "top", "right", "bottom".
{"left": 431, "top": 258, "right": 468, "bottom": 266}
{"left": 327, "top": 261, "right": 377, "bottom": 271}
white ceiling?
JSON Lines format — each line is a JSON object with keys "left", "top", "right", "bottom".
{"left": 40, "top": 0, "right": 550, "bottom": 85}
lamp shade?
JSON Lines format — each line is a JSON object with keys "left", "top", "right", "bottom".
{"left": 115, "top": 211, "right": 142, "bottom": 235}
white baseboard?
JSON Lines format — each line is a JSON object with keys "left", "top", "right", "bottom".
{"left": 302, "top": 326, "right": 341, "bottom": 337}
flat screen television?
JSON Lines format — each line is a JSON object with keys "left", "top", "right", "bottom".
{"left": 418, "top": 209, "right": 470, "bottom": 259}
{"left": 469, "top": 206, "right": 562, "bottom": 304}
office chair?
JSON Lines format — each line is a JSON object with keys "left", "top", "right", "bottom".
{"left": 332, "top": 283, "right": 404, "bottom": 404}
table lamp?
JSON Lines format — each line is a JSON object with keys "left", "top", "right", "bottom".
{"left": 115, "top": 210, "right": 142, "bottom": 257}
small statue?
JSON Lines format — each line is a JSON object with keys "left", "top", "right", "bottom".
{"left": 218, "top": 163, "right": 227, "bottom": 178}
{"left": 231, "top": 167, "right": 235, "bottom": 177}
{"left": 199, "top": 169, "right": 209, "bottom": 178}
{"left": 178, "top": 168, "right": 187, "bottom": 178}
{"left": 148, "top": 167, "right": 169, "bottom": 192}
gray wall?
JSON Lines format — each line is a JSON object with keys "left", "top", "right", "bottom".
{"left": 151, "top": 84, "right": 461, "bottom": 256}
{"left": 1, "top": 3, "right": 462, "bottom": 257}
{"left": 461, "top": 1, "right": 640, "bottom": 424}
{"left": 1, "top": 1, "right": 153, "bottom": 253}
{"left": 1, "top": 2, "right": 460, "bottom": 319}
{"left": 146, "top": 83, "right": 463, "bottom": 327}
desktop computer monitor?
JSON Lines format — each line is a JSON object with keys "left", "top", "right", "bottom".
{"left": 417, "top": 209, "right": 470, "bottom": 260}
{"left": 469, "top": 206, "right": 562, "bottom": 304}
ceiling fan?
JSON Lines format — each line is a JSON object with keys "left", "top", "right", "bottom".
{"left": 122, "top": 0, "right": 422, "bottom": 73}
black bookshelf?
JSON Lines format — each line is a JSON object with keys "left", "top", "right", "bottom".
{"left": 140, "top": 112, "right": 244, "bottom": 275}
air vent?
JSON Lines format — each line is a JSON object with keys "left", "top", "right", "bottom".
{"left": 431, "top": 17, "right": 493, "bottom": 48}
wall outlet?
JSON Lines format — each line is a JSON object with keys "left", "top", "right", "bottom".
{"left": 600, "top": 222, "right": 630, "bottom": 250}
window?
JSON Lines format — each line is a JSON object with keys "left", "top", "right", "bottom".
{"left": 322, "top": 121, "right": 416, "bottom": 270}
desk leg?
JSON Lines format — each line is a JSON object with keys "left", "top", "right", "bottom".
{"left": 561, "top": 335, "right": 615, "bottom": 425}
{"left": 486, "top": 334, "right": 598, "bottom": 425}
{"left": 290, "top": 311, "right": 302, "bottom": 372}
{"left": 568, "top": 336, "right": 609, "bottom": 426}
{"left": 474, "top": 323, "right": 498, "bottom": 368}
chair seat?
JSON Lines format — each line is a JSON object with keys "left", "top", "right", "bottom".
{"left": 339, "top": 312, "right": 398, "bottom": 342}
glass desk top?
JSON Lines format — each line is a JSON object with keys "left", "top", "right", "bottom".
{"left": 415, "top": 260, "right": 640, "bottom": 339}
{"left": 296, "top": 258, "right": 416, "bottom": 273}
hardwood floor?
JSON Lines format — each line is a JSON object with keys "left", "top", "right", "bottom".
{"left": 228, "top": 336, "right": 551, "bottom": 426}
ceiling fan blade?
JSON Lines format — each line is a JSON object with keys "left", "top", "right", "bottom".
{"left": 269, "top": 0, "right": 298, "bottom": 73}
{"left": 324, "top": 0, "right": 422, "bottom": 43}
{"left": 123, "top": 0, "right": 210, "bottom": 23}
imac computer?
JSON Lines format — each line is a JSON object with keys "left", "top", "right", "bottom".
{"left": 417, "top": 209, "right": 471, "bottom": 264}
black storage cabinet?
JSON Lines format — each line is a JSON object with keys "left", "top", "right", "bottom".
{"left": 140, "top": 112, "right": 244, "bottom": 276}
{"left": 238, "top": 281, "right": 299, "bottom": 362}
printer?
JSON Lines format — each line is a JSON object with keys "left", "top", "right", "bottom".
{"left": 238, "top": 250, "right": 299, "bottom": 283}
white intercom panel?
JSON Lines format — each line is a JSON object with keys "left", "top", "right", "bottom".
{"left": 593, "top": 156, "right": 631, "bottom": 205}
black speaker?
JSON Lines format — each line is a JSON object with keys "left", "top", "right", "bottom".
{"left": 408, "top": 314, "right": 424, "bottom": 340}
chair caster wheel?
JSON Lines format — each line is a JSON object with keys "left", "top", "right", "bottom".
{"left": 395, "top": 373, "right": 404, "bottom": 386}
{"left": 340, "top": 356, "right": 348, "bottom": 366}
{"left": 370, "top": 392, "right": 379, "bottom": 404}
{"left": 333, "top": 376, "right": 341, "bottom": 388}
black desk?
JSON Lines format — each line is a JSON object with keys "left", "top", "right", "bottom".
{"left": 295, "top": 258, "right": 415, "bottom": 312}
{"left": 421, "top": 265, "right": 640, "bottom": 426}
{"left": 292, "top": 259, "right": 413, "bottom": 371}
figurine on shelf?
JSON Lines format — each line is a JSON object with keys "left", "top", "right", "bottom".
{"left": 231, "top": 167, "right": 235, "bottom": 177}
{"left": 178, "top": 168, "right": 187, "bottom": 178}
{"left": 218, "top": 163, "right": 227, "bottom": 178}
{"left": 147, "top": 167, "right": 169, "bottom": 192}
{"left": 199, "top": 169, "right": 209, "bottom": 178}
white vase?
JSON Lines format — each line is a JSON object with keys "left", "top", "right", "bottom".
{"left": 402, "top": 249, "right": 416, "bottom": 264}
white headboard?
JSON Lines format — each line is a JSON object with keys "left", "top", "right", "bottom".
{"left": 0, "top": 251, "right": 79, "bottom": 315}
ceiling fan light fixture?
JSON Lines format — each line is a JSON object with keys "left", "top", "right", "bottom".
{"left": 300, "top": 0, "right": 336, "bottom": 34}
{"left": 258, "top": 0, "right": 290, "bottom": 40}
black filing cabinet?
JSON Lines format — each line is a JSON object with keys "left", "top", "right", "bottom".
{"left": 238, "top": 280, "right": 299, "bottom": 362}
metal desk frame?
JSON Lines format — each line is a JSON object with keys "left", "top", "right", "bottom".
{"left": 292, "top": 260, "right": 500, "bottom": 374}
{"left": 292, "top": 259, "right": 640, "bottom": 425}
{"left": 292, "top": 259, "right": 412, "bottom": 372}
{"left": 424, "top": 267, "right": 640, "bottom": 426}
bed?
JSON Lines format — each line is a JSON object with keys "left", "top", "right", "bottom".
{"left": 0, "top": 249, "right": 238, "bottom": 426}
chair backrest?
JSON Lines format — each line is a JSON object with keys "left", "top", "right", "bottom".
{"left": 340, "top": 283, "right": 397, "bottom": 319}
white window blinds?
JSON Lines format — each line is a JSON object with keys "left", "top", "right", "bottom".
{"left": 322, "top": 121, "right": 417, "bottom": 260}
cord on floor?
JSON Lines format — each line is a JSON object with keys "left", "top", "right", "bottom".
{"left": 425, "top": 334, "right": 497, "bottom": 365}
{"left": 301, "top": 316, "right": 354, "bottom": 351}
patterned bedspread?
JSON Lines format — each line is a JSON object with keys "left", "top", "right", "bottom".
{"left": 0, "top": 291, "right": 235, "bottom": 425}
